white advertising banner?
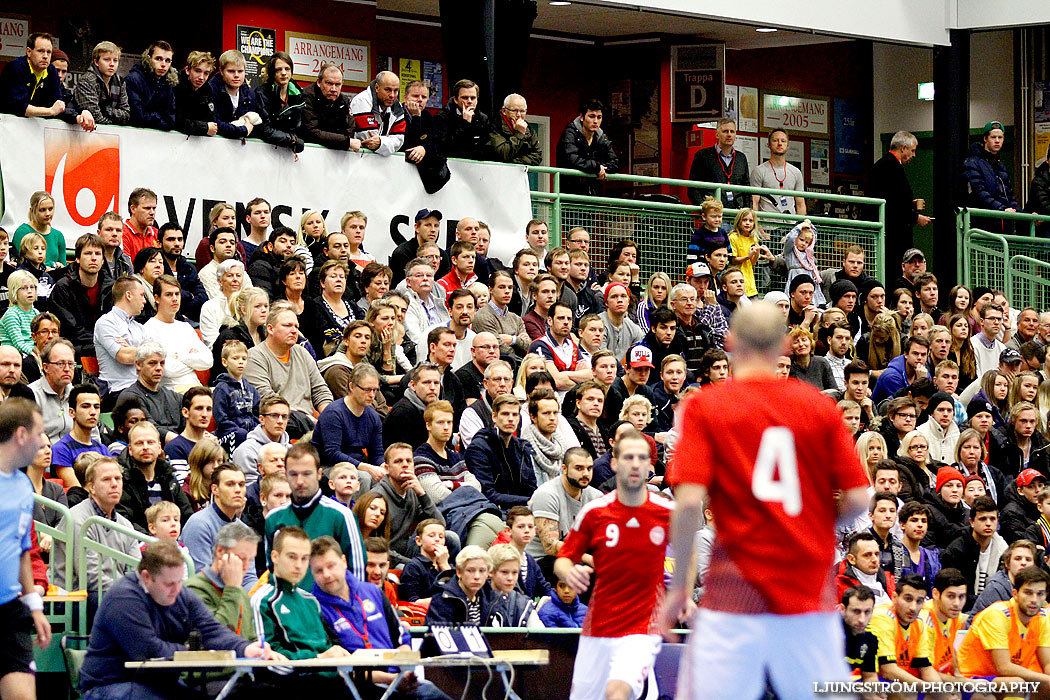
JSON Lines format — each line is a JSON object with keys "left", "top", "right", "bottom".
{"left": 0, "top": 115, "right": 534, "bottom": 266}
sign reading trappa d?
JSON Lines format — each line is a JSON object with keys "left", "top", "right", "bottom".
{"left": 761, "top": 93, "right": 829, "bottom": 136}
{"left": 286, "top": 32, "right": 371, "bottom": 88}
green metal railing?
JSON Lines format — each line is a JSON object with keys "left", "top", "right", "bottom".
{"left": 527, "top": 165, "right": 886, "bottom": 294}
{"left": 74, "top": 515, "right": 195, "bottom": 631}
{"left": 33, "top": 495, "right": 77, "bottom": 630}
{"left": 957, "top": 208, "right": 1050, "bottom": 308}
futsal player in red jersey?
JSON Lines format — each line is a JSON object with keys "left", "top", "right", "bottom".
{"left": 662, "top": 302, "right": 871, "bottom": 700}
{"left": 555, "top": 429, "right": 674, "bottom": 700}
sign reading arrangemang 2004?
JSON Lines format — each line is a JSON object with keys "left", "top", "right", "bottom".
{"left": 286, "top": 32, "right": 371, "bottom": 88}
{"left": 0, "top": 116, "right": 533, "bottom": 266}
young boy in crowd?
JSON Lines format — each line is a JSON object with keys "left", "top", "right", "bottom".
{"left": 329, "top": 463, "right": 360, "bottom": 509}
{"left": 538, "top": 579, "right": 588, "bottom": 628}
{"left": 487, "top": 543, "right": 542, "bottom": 626}
{"left": 505, "top": 506, "right": 554, "bottom": 599}
{"left": 213, "top": 340, "right": 261, "bottom": 452}
{"left": 398, "top": 519, "right": 453, "bottom": 604}
{"left": 144, "top": 501, "right": 189, "bottom": 577}
{"left": 838, "top": 399, "right": 862, "bottom": 439}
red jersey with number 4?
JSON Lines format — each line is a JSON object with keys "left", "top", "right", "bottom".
{"left": 558, "top": 491, "right": 673, "bottom": 638}
{"left": 669, "top": 377, "right": 868, "bottom": 616}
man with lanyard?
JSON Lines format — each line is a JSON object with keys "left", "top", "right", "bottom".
{"left": 310, "top": 535, "right": 452, "bottom": 700}
{"left": 184, "top": 521, "right": 261, "bottom": 639}
{"left": 751, "top": 129, "right": 806, "bottom": 217}
{"left": 0, "top": 399, "right": 49, "bottom": 700}
{"left": 530, "top": 301, "right": 592, "bottom": 392}
{"left": 687, "top": 118, "right": 749, "bottom": 209}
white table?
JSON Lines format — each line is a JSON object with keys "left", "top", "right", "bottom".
{"left": 125, "top": 648, "right": 549, "bottom": 700}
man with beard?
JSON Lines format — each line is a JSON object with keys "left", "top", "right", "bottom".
{"left": 751, "top": 128, "right": 806, "bottom": 216}
{"left": 157, "top": 222, "right": 207, "bottom": 322}
{"left": 528, "top": 447, "right": 602, "bottom": 577}
{"left": 117, "top": 421, "right": 193, "bottom": 533}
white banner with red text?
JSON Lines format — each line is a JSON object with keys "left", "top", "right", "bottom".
{"left": 0, "top": 114, "right": 533, "bottom": 266}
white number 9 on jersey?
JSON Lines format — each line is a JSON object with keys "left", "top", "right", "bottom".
{"left": 605, "top": 523, "right": 620, "bottom": 547}
{"left": 751, "top": 427, "right": 802, "bottom": 517}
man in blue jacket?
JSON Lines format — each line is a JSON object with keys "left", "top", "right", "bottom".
{"left": 124, "top": 41, "right": 177, "bottom": 130}
{"left": 871, "top": 335, "right": 930, "bottom": 405}
{"left": 310, "top": 535, "right": 452, "bottom": 700}
{"left": 464, "top": 394, "right": 538, "bottom": 510}
{"left": 79, "top": 541, "right": 280, "bottom": 700}
{"left": 0, "top": 32, "right": 91, "bottom": 131}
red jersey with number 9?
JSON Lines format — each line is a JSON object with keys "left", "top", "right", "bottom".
{"left": 668, "top": 377, "right": 868, "bottom": 615}
{"left": 558, "top": 491, "right": 674, "bottom": 637}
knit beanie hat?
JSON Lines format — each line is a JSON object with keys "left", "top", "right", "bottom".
{"left": 789, "top": 274, "right": 815, "bottom": 295}
{"left": 966, "top": 397, "right": 994, "bottom": 420}
{"left": 829, "top": 279, "right": 859, "bottom": 306}
{"left": 972, "top": 286, "right": 994, "bottom": 304}
{"left": 935, "top": 466, "right": 966, "bottom": 493}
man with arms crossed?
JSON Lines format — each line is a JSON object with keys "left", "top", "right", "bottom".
{"left": 554, "top": 429, "right": 673, "bottom": 700}
{"left": 662, "top": 302, "right": 870, "bottom": 700}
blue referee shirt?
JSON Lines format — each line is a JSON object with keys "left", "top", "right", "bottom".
{"left": 0, "top": 468, "right": 34, "bottom": 604}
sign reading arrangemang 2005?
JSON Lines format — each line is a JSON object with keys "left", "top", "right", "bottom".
{"left": 0, "top": 116, "right": 533, "bottom": 266}
{"left": 761, "top": 93, "right": 830, "bottom": 136}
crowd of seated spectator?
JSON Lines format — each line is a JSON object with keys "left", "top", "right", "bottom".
{"left": 15, "top": 26, "right": 1050, "bottom": 696}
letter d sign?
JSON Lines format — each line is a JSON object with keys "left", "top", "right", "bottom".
{"left": 691, "top": 85, "right": 707, "bottom": 109}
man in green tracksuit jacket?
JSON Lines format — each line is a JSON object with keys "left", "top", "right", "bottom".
{"left": 264, "top": 443, "right": 365, "bottom": 590}
{"left": 251, "top": 526, "right": 353, "bottom": 669}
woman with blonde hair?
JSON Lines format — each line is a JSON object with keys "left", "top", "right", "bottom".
{"left": 513, "top": 354, "right": 548, "bottom": 401}
{"left": 856, "top": 312, "right": 901, "bottom": 378}
{"left": 0, "top": 270, "right": 39, "bottom": 353}
{"left": 897, "top": 430, "right": 934, "bottom": 491}
{"left": 1008, "top": 371, "right": 1041, "bottom": 412}
{"left": 787, "top": 326, "right": 835, "bottom": 390}
{"left": 636, "top": 271, "right": 671, "bottom": 333}
{"left": 1036, "top": 379, "right": 1050, "bottom": 435}
{"left": 210, "top": 287, "right": 269, "bottom": 378}
{"left": 367, "top": 299, "right": 412, "bottom": 404}
{"left": 909, "top": 312, "right": 935, "bottom": 340}
{"left": 856, "top": 431, "right": 888, "bottom": 478}
{"left": 299, "top": 209, "right": 328, "bottom": 261}
{"left": 13, "top": 191, "right": 65, "bottom": 267}
{"left": 182, "top": 442, "right": 226, "bottom": 511}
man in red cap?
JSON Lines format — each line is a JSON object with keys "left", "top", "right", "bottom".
{"left": 601, "top": 345, "right": 655, "bottom": 432}
{"left": 1000, "top": 468, "right": 1047, "bottom": 544}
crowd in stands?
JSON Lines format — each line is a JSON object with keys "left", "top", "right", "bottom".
{"left": 13, "top": 29, "right": 1050, "bottom": 697}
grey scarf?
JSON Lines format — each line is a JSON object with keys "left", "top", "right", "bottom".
{"left": 521, "top": 422, "right": 566, "bottom": 485}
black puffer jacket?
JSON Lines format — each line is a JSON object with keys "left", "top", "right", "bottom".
{"left": 431, "top": 99, "right": 491, "bottom": 160}
{"left": 299, "top": 83, "right": 352, "bottom": 149}
{"left": 556, "top": 116, "right": 619, "bottom": 196}
{"left": 174, "top": 72, "right": 212, "bottom": 136}
{"left": 999, "top": 486, "right": 1041, "bottom": 544}
{"left": 116, "top": 451, "right": 194, "bottom": 534}
{"left": 921, "top": 492, "right": 970, "bottom": 550}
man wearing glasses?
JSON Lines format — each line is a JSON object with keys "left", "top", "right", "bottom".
{"left": 233, "top": 395, "right": 292, "bottom": 484}
{"left": 29, "top": 337, "right": 78, "bottom": 442}
{"left": 403, "top": 256, "right": 450, "bottom": 351}
{"left": 971, "top": 304, "right": 1008, "bottom": 378}
{"left": 312, "top": 364, "right": 386, "bottom": 491}
{"left": 489, "top": 93, "right": 541, "bottom": 165}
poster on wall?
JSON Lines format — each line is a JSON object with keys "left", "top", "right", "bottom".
{"left": 761, "top": 93, "right": 829, "bottom": 135}
{"left": 423, "top": 61, "right": 443, "bottom": 107}
{"left": 738, "top": 87, "right": 758, "bottom": 133}
{"left": 399, "top": 58, "right": 421, "bottom": 83}
{"left": 810, "top": 139, "right": 830, "bottom": 186}
{"left": 760, "top": 138, "right": 805, "bottom": 173}
{"left": 0, "top": 15, "right": 30, "bottom": 58}
{"left": 1035, "top": 82, "right": 1050, "bottom": 167}
{"left": 724, "top": 85, "right": 738, "bottom": 124}
{"left": 833, "top": 98, "right": 863, "bottom": 175}
{"left": 736, "top": 135, "right": 759, "bottom": 172}
{"left": 237, "top": 26, "right": 276, "bottom": 87}
{"left": 287, "top": 32, "right": 370, "bottom": 87}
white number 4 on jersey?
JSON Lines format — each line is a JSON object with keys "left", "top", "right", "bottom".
{"left": 750, "top": 427, "right": 802, "bottom": 517}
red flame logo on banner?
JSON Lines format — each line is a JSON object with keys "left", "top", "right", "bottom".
{"left": 43, "top": 128, "right": 119, "bottom": 226}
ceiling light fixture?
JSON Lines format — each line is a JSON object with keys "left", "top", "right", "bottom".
{"left": 755, "top": 27, "right": 778, "bottom": 33}
{"left": 549, "top": 1, "right": 572, "bottom": 5}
